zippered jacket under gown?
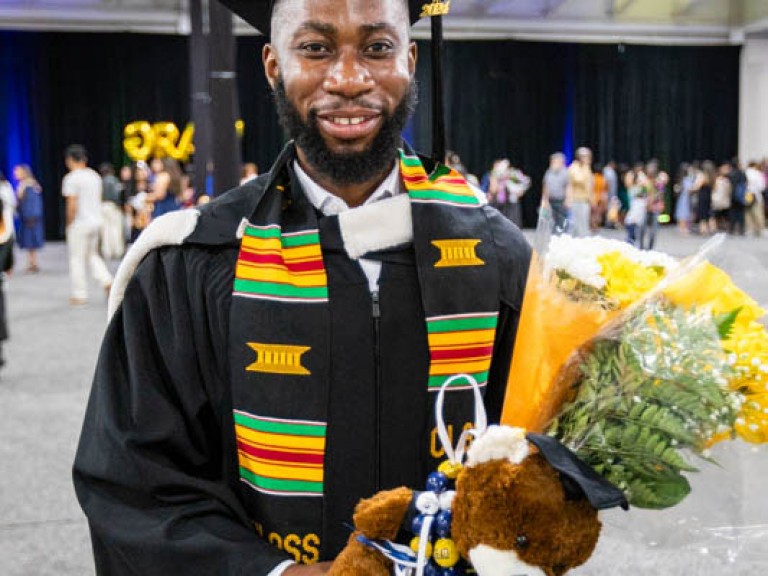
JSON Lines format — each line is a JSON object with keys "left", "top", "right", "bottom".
{"left": 73, "top": 143, "right": 532, "bottom": 575}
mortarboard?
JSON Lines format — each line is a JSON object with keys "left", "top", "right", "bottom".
{"left": 218, "top": 0, "right": 450, "bottom": 163}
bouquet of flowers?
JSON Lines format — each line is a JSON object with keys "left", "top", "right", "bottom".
{"left": 502, "top": 209, "right": 768, "bottom": 511}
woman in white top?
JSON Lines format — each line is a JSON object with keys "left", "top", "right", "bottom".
{"left": 0, "top": 171, "right": 16, "bottom": 366}
{"left": 0, "top": 171, "right": 16, "bottom": 244}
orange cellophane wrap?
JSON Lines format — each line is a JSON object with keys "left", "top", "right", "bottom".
{"left": 500, "top": 252, "right": 620, "bottom": 432}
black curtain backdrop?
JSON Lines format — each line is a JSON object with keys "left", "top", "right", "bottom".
{"left": 573, "top": 44, "right": 740, "bottom": 178}
{"left": 0, "top": 32, "right": 740, "bottom": 238}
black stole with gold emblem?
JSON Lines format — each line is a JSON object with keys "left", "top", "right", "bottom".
{"left": 228, "top": 147, "right": 501, "bottom": 562}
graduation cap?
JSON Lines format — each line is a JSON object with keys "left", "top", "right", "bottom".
{"left": 218, "top": 0, "right": 450, "bottom": 163}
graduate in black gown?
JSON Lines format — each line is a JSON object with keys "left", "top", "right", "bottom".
{"left": 73, "top": 2, "right": 531, "bottom": 574}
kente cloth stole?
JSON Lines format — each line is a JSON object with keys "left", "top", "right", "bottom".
{"left": 228, "top": 149, "right": 501, "bottom": 559}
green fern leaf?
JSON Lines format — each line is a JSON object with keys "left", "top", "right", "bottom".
{"left": 714, "top": 307, "right": 742, "bottom": 340}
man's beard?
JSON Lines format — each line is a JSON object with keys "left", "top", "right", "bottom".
{"left": 274, "top": 79, "right": 418, "bottom": 185}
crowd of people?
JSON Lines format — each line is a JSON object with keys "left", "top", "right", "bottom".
{"left": 0, "top": 148, "right": 259, "bottom": 309}
{"left": 449, "top": 147, "right": 768, "bottom": 246}
{"left": 1, "top": 145, "right": 765, "bottom": 306}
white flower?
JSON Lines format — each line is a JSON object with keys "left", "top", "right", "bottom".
{"left": 543, "top": 235, "right": 677, "bottom": 292}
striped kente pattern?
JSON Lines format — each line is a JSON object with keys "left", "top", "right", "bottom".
{"left": 426, "top": 312, "right": 499, "bottom": 391}
{"left": 234, "top": 224, "right": 328, "bottom": 303}
{"left": 234, "top": 410, "right": 326, "bottom": 497}
{"left": 400, "top": 151, "right": 481, "bottom": 207}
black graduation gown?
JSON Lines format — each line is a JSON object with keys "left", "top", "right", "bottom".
{"left": 73, "top": 165, "right": 531, "bottom": 575}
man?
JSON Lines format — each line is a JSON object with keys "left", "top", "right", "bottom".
{"left": 643, "top": 159, "right": 668, "bottom": 250}
{"left": 727, "top": 158, "right": 748, "bottom": 236}
{"left": 745, "top": 160, "right": 766, "bottom": 237}
{"left": 481, "top": 158, "right": 529, "bottom": 228}
{"left": 98, "top": 162, "right": 125, "bottom": 260}
{"left": 541, "top": 152, "right": 568, "bottom": 231}
{"left": 73, "top": 1, "right": 530, "bottom": 575}
{"left": 241, "top": 162, "right": 260, "bottom": 185}
{"left": 62, "top": 145, "right": 113, "bottom": 305}
{"left": 603, "top": 160, "right": 618, "bottom": 204}
{"left": 566, "top": 147, "right": 594, "bottom": 238}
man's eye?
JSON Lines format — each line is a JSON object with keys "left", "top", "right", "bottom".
{"left": 300, "top": 43, "right": 330, "bottom": 55}
{"left": 365, "top": 42, "right": 393, "bottom": 55}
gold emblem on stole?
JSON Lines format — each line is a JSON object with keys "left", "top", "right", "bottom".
{"left": 420, "top": 0, "right": 451, "bottom": 18}
{"left": 432, "top": 239, "right": 484, "bottom": 268}
{"left": 247, "top": 343, "right": 311, "bottom": 376}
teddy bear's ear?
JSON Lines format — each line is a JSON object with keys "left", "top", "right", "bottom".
{"left": 526, "top": 433, "right": 629, "bottom": 511}
{"left": 352, "top": 486, "right": 414, "bottom": 540}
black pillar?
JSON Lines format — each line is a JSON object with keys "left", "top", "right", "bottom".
{"left": 189, "top": 0, "right": 212, "bottom": 197}
{"left": 209, "top": 0, "right": 241, "bottom": 194}
{"left": 189, "top": 0, "right": 241, "bottom": 197}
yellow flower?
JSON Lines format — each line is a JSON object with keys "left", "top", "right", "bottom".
{"left": 597, "top": 251, "right": 665, "bottom": 308}
{"left": 664, "top": 262, "right": 764, "bottom": 323}
{"left": 724, "top": 320, "right": 768, "bottom": 393}
{"left": 735, "top": 392, "right": 768, "bottom": 444}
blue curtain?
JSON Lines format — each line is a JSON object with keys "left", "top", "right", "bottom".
{"left": 0, "top": 33, "right": 40, "bottom": 188}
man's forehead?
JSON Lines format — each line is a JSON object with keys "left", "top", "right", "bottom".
{"left": 274, "top": 0, "right": 410, "bottom": 33}
{"left": 220, "top": 0, "right": 424, "bottom": 38}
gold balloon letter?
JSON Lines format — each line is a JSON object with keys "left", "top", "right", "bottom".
{"left": 123, "top": 121, "right": 154, "bottom": 162}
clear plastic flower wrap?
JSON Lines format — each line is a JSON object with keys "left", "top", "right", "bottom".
{"left": 501, "top": 206, "right": 768, "bottom": 571}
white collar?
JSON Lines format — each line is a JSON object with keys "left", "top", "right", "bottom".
{"left": 293, "top": 160, "right": 404, "bottom": 216}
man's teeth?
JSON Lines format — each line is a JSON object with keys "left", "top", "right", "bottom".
{"left": 331, "top": 117, "right": 367, "bottom": 126}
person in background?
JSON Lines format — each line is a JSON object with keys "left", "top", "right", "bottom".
{"left": 541, "top": 152, "right": 569, "bottom": 231}
{"left": 763, "top": 159, "right": 768, "bottom": 221}
{"left": 119, "top": 165, "right": 135, "bottom": 243}
{"left": 603, "top": 160, "right": 620, "bottom": 229}
{"left": 485, "top": 159, "right": 529, "bottom": 228}
{"left": 711, "top": 162, "right": 732, "bottom": 232}
{"left": 603, "top": 160, "right": 618, "bottom": 203}
{"left": 591, "top": 162, "right": 608, "bottom": 230}
{"left": 99, "top": 163, "right": 125, "bottom": 260}
{"left": 147, "top": 157, "right": 182, "bottom": 219}
{"left": 695, "top": 161, "right": 717, "bottom": 236}
{"left": 624, "top": 163, "right": 649, "bottom": 247}
{"left": 727, "top": 159, "right": 747, "bottom": 236}
{"left": 481, "top": 158, "right": 506, "bottom": 203}
{"left": 128, "top": 162, "right": 151, "bottom": 242}
{"left": 504, "top": 163, "right": 531, "bottom": 228}
{"left": 0, "top": 170, "right": 16, "bottom": 361}
{"left": 745, "top": 161, "right": 766, "bottom": 237}
{"left": 445, "top": 150, "right": 468, "bottom": 178}
{"left": 240, "top": 162, "right": 259, "bottom": 185}
{"left": 566, "top": 146, "right": 594, "bottom": 237}
{"left": 0, "top": 172, "right": 14, "bottom": 369}
{"left": 674, "top": 163, "right": 694, "bottom": 235}
{"left": 62, "top": 145, "right": 113, "bottom": 306}
{"left": 12, "top": 164, "right": 44, "bottom": 273}
{"left": 0, "top": 171, "right": 16, "bottom": 242}
{"left": 643, "top": 159, "right": 668, "bottom": 250}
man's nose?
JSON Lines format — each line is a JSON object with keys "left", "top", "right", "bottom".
{"left": 322, "top": 50, "right": 375, "bottom": 99}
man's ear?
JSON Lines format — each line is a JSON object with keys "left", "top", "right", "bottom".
{"left": 263, "top": 43, "right": 279, "bottom": 90}
{"left": 408, "top": 41, "right": 417, "bottom": 77}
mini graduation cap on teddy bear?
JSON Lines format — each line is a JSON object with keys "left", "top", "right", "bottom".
{"left": 327, "top": 375, "right": 629, "bottom": 576}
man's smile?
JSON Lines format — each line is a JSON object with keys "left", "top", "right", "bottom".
{"left": 316, "top": 109, "right": 383, "bottom": 141}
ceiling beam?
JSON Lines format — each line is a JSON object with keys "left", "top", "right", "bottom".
{"left": 543, "top": 0, "right": 570, "bottom": 18}
{"left": 674, "top": 0, "right": 708, "bottom": 18}
{"left": 608, "top": 0, "right": 638, "bottom": 17}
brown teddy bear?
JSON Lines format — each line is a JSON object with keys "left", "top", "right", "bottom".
{"left": 328, "top": 426, "right": 627, "bottom": 576}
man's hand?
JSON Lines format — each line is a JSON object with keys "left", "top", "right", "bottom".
{"left": 283, "top": 561, "right": 333, "bottom": 575}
